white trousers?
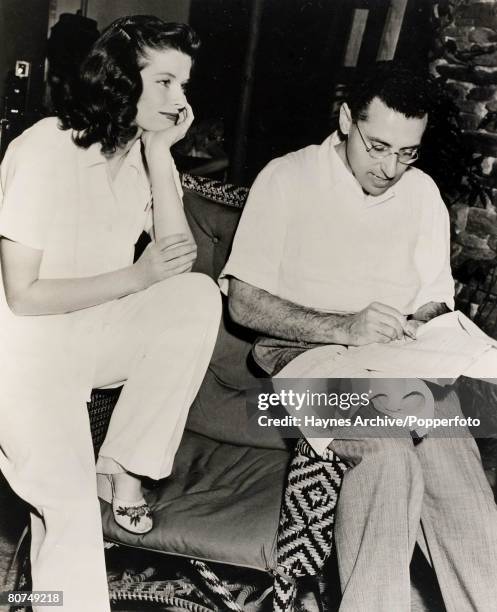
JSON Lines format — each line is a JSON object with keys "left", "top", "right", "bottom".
{"left": 0, "top": 273, "right": 221, "bottom": 612}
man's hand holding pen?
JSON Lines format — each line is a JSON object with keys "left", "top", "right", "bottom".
{"left": 343, "top": 301, "right": 422, "bottom": 346}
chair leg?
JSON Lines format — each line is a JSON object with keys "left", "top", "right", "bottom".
{"left": 189, "top": 560, "right": 243, "bottom": 611}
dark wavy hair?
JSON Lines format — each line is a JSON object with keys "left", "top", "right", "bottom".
{"left": 348, "top": 61, "right": 436, "bottom": 122}
{"left": 57, "top": 15, "right": 200, "bottom": 155}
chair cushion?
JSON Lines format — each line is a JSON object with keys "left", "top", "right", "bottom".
{"left": 186, "top": 366, "right": 288, "bottom": 450}
{"left": 186, "top": 191, "right": 242, "bottom": 282}
{"left": 100, "top": 430, "right": 289, "bottom": 572}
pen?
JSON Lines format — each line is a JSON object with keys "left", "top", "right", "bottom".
{"left": 403, "top": 328, "right": 417, "bottom": 340}
{"left": 402, "top": 315, "right": 417, "bottom": 340}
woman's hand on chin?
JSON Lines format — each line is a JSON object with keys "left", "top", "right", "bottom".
{"left": 142, "top": 103, "right": 194, "bottom": 167}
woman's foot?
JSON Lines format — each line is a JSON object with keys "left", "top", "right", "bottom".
{"left": 112, "top": 471, "right": 144, "bottom": 501}
{"left": 110, "top": 472, "right": 153, "bottom": 535}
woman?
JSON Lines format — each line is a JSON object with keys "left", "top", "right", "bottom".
{"left": 0, "top": 16, "right": 221, "bottom": 612}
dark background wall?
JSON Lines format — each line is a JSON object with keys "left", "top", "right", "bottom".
{"left": 51, "top": 0, "right": 190, "bottom": 30}
{"left": 0, "top": 0, "right": 51, "bottom": 120}
{"left": 0, "top": 0, "right": 435, "bottom": 181}
{"left": 189, "top": 0, "right": 434, "bottom": 183}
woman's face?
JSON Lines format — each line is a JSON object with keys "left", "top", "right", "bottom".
{"left": 135, "top": 47, "right": 192, "bottom": 132}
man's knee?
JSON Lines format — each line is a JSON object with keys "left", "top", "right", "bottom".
{"left": 333, "top": 438, "right": 421, "bottom": 473}
{"left": 335, "top": 440, "right": 425, "bottom": 511}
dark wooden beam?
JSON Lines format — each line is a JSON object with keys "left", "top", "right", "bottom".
{"left": 231, "top": 0, "right": 264, "bottom": 185}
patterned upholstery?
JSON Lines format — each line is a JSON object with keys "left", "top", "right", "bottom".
{"left": 274, "top": 439, "right": 347, "bottom": 611}
{"left": 87, "top": 388, "right": 122, "bottom": 458}
{"left": 181, "top": 173, "right": 248, "bottom": 208}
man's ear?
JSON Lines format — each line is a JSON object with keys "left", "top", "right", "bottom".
{"left": 339, "top": 102, "right": 352, "bottom": 136}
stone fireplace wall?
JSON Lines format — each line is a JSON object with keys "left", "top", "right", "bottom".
{"left": 430, "top": 0, "right": 497, "bottom": 335}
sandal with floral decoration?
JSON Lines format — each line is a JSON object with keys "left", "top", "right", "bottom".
{"left": 112, "top": 495, "right": 153, "bottom": 534}
{"left": 100, "top": 474, "right": 153, "bottom": 534}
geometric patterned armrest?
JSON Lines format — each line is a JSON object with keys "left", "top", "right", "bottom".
{"left": 273, "top": 438, "right": 348, "bottom": 612}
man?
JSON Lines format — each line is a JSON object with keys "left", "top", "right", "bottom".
{"left": 219, "top": 63, "right": 497, "bottom": 611}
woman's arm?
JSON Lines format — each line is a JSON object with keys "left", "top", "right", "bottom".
{"left": 149, "top": 154, "right": 194, "bottom": 243}
{"left": 1, "top": 234, "right": 196, "bottom": 316}
{"left": 141, "top": 104, "right": 195, "bottom": 244}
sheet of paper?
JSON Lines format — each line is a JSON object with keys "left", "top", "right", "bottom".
{"left": 462, "top": 348, "right": 497, "bottom": 381}
{"left": 344, "top": 311, "right": 493, "bottom": 379}
{"left": 421, "top": 310, "right": 497, "bottom": 348}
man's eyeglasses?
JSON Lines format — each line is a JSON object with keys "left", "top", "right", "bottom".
{"left": 354, "top": 122, "right": 420, "bottom": 165}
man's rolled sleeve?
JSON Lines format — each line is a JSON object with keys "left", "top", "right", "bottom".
{"left": 219, "top": 158, "right": 289, "bottom": 296}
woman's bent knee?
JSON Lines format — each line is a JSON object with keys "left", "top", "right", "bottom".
{"left": 187, "top": 272, "right": 222, "bottom": 311}
{"left": 153, "top": 273, "right": 220, "bottom": 311}
{"left": 162, "top": 272, "right": 221, "bottom": 322}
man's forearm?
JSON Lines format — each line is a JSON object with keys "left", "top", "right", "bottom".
{"left": 228, "top": 278, "right": 350, "bottom": 344}
{"left": 411, "top": 301, "right": 450, "bottom": 322}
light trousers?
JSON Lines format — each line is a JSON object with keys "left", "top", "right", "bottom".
{"left": 329, "top": 391, "right": 497, "bottom": 612}
{"left": 0, "top": 273, "right": 221, "bottom": 612}
{"left": 275, "top": 356, "right": 497, "bottom": 612}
